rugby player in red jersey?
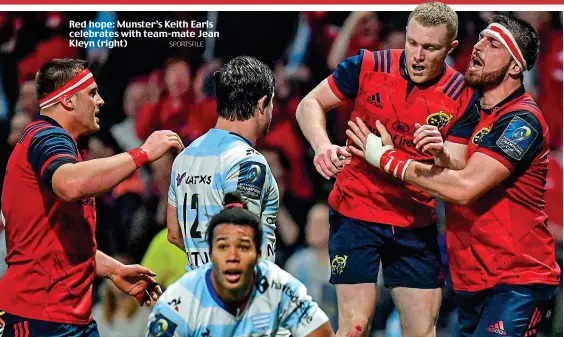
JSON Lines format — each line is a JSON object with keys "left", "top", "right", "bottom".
{"left": 347, "top": 14, "right": 560, "bottom": 337}
{"left": 0, "top": 58, "right": 184, "bottom": 337}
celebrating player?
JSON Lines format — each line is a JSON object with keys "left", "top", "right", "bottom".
{"left": 167, "top": 56, "right": 278, "bottom": 269}
{"left": 147, "top": 192, "right": 334, "bottom": 337}
{"left": 346, "top": 14, "right": 561, "bottom": 337}
{"left": 0, "top": 58, "right": 183, "bottom": 336}
{"left": 295, "top": 3, "right": 479, "bottom": 337}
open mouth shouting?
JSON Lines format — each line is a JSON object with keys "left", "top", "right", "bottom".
{"left": 469, "top": 54, "right": 484, "bottom": 71}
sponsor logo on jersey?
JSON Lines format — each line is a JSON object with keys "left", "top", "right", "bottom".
{"left": 168, "top": 297, "right": 181, "bottom": 312}
{"left": 392, "top": 135, "right": 415, "bottom": 148}
{"left": 392, "top": 121, "right": 410, "bottom": 133}
{"left": 246, "top": 148, "right": 259, "bottom": 156}
{"left": 366, "top": 92, "right": 383, "bottom": 109}
{"left": 176, "top": 173, "right": 212, "bottom": 186}
{"left": 426, "top": 111, "right": 453, "bottom": 129}
{"left": 486, "top": 321, "right": 507, "bottom": 335}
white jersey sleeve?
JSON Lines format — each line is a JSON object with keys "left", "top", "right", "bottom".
{"left": 222, "top": 147, "right": 279, "bottom": 260}
{"left": 168, "top": 166, "right": 178, "bottom": 207}
{"left": 274, "top": 268, "right": 329, "bottom": 337}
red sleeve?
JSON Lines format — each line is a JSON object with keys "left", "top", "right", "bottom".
{"left": 327, "top": 75, "right": 347, "bottom": 101}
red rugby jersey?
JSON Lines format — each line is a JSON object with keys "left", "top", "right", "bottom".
{"left": 0, "top": 115, "right": 97, "bottom": 324}
{"left": 328, "top": 49, "right": 479, "bottom": 228}
{"left": 446, "top": 87, "right": 561, "bottom": 292}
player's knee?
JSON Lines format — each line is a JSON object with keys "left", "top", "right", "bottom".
{"left": 400, "top": 315, "right": 437, "bottom": 337}
{"left": 337, "top": 316, "right": 370, "bottom": 337}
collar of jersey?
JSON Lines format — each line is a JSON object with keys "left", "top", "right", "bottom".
{"left": 480, "top": 85, "right": 526, "bottom": 114}
{"left": 205, "top": 268, "right": 255, "bottom": 318}
{"left": 399, "top": 50, "right": 447, "bottom": 87}
{"left": 209, "top": 128, "right": 253, "bottom": 147}
{"left": 33, "top": 114, "right": 64, "bottom": 128}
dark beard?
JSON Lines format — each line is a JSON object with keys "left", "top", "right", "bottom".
{"left": 465, "top": 61, "right": 511, "bottom": 88}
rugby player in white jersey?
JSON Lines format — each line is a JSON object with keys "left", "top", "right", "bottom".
{"left": 167, "top": 56, "right": 278, "bottom": 270}
{"left": 148, "top": 192, "right": 334, "bottom": 337}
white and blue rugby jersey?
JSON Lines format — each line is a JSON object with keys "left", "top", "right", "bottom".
{"left": 146, "top": 260, "right": 329, "bottom": 337}
{"left": 168, "top": 129, "right": 279, "bottom": 269}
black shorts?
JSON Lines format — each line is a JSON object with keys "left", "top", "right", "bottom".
{"left": 0, "top": 311, "right": 99, "bottom": 337}
{"left": 454, "top": 284, "right": 558, "bottom": 337}
{"left": 328, "top": 208, "right": 444, "bottom": 289}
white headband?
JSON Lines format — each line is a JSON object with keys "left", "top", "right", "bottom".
{"left": 481, "top": 23, "right": 527, "bottom": 71}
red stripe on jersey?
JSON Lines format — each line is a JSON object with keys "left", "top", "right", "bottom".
{"left": 476, "top": 147, "right": 514, "bottom": 171}
{"left": 449, "top": 77, "right": 466, "bottom": 97}
{"left": 445, "top": 135, "right": 468, "bottom": 144}
{"left": 327, "top": 75, "right": 346, "bottom": 101}
{"left": 40, "top": 153, "right": 78, "bottom": 176}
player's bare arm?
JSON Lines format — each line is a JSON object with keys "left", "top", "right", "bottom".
{"left": 347, "top": 118, "right": 511, "bottom": 204}
{"left": 95, "top": 250, "right": 162, "bottom": 306}
{"left": 403, "top": 153, "right": 511, "bottom": 204}
{"left": 52, "top": 130, "right": 183, "bottom": 202}
{"left": 166, "top": 204, "right": 185, "bottom": 250}
{"left": 296, "top": 79, "right": 351, "bottom": 180}
{"left": 413, "top": 123, "right": 467, "bottom": 170}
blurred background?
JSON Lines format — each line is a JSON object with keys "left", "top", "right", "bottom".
{"left": 0, "top": 10, "right": 561, "bottom": 337}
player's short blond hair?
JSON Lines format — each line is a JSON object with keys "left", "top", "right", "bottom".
{"left": 408, "top": 1, "right": 458, "bottom": 42}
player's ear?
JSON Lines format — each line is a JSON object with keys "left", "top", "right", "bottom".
{"left": 448, "top": 39, "right": 459, "bottom": 54}
{"left": 256, "top": 95, "right": 268, "bottom": 114}
{"left": 508, "top": 60, "right": 523, "bottom": 77}
{"left": 59, "top": 94, "right": 75, "bottom": 111}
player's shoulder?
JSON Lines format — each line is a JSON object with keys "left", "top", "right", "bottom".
{"left": 257, "top": 259, "right": 297, "bottom": 286}
{"left": 507, "top": 92, "right": 544, "bottom": 115}
{"left": 26, "top": 121, "right": 77, "bottom": 156}
{"left": 156, "top": 267, "right": 209, "bottom": 313}
{"left": 172, "top": 129, "right": 231, "bottom": 166}
{"left": 355, "top": 48, "right": 402, "bottom": 74}
{"left": 222, "top": 141, "right": 269, "bottom": 168}
{"left": 29, "top": 122, "right": 73, "bottom": 142}
{"left": 439, "top": 64, "right": 476, "bottom": 101}
{"left": 498, "top": 92, "right": 545, "bottom": 124}
{"left": 177, "top": 263, "right": 210, "bottom": 289}
{"left": 498, "top": 108, "right": 545, "bottom": 135}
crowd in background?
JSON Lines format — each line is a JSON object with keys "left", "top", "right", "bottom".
{"left": 0, "top": 10, "right": 561, "bottom": 337}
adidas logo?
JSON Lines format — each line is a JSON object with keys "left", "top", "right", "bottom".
{"left": 486, "top": 321, "right": 507, "bottom": 335}
{"left": 366, "top": 92, "right": 383, "bottom": 108}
